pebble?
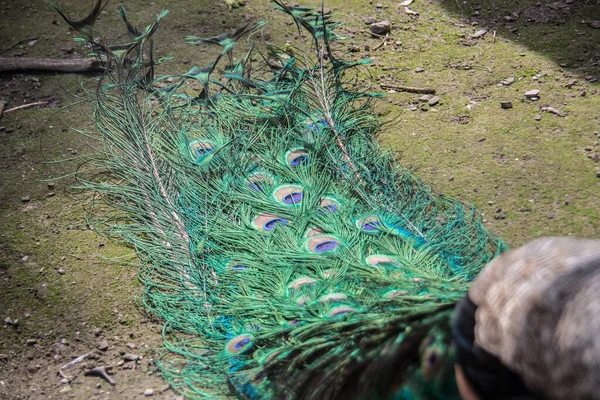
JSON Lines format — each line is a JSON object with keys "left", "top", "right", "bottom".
{"left": 59, "top": 386, "right": 72, "bottom": 394}
{"left": 500, "top": 77, "right": 516, "bottom": 86}
{"left": 414, "top": 67, "right": 425, "bottom": 73}
{"left": 471, "top": 29, "right": 487, "bottom": 38}
{"left": 124, "top": 353, "right": 141, "bottom": 361}
{"left": 97, "top": 340, "right": 109, "bottom": 351}
{"left": 541, "top": 106, "right": 566, "bottom": 117}
{"left": 418, "top": 95, "right": 432, "bottom": 102}
{"left": 369, "top": 20, "right": 391, "bottom": 35}
{"left": 144, "top": 388, "right": 154, "bottom": 397}
{"left": 534, "top": 115, "right": 542, "bottom": 121}
{"left": 428, "top": 96, "right": 440, "bottom": 106}
{"left": 500, "top": 101, "right": 513, "bottom": 109}
{"left": 47, "top": 182, "right": 56, "bottom": 189}
{"left": 26, "top": 338, "right": 38, "bottom": 345}
{"left": 524, "top": 89, "right": 540, "bottom": 98}
{"left": 126, "top": 343, "right": 136, "bottom": 349}
{"left": 588, "top": 20, "right": 600, "bottom": 29}
{"left": 363, "top": 17, "right": 377, "bottom": 25}
{"left": 60, "top": 378, "right": 69, "bottom": 384}
{"left": 21, "top": 196, "right": 31, "bottom": 203}
{"left": 596, "top": 171, "right": 600, "bottom": 178}
{"left": 56, "top": 267, "right": 65, "bottom": 275}
{"left": 94, "top": 328, "right": 103, "bottom": 337}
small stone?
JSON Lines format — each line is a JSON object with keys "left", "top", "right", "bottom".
{"left": 541, "top": 106, "right": 566, "bottom": 117}
{"left": 93, "top": 328, "right": 103, "bottom": 336}
{"left": 348, "top": 44, "right": 360, "bottom": 52}
{"left": 97, "top": 340, "right": 109, "bottom": 351}
{"left": 588, "top": 20, "right": 600, "bottom": 29}
{"left": 60, "top": 378, "right": 69, "bottom": 384}
{"left": 144, "top": 388, "right": 154, "bottom": 397}
{"left": 471, "top": 29, "right": 487, "bottom": 38}
{"left": 596, "top": 171, "right": 600, "bottom": 178}
{"left": 414, "top": 67, "right": 425, "bottom": 73}
{"left": 363, "top": 17, "right": 377, "bottom": 25}
{"left": 124, "top": 353, "right": 140, "bottom": 361}
{"left": 56, "top": 267, "right": 65, "bottom": 275}
{"left": 524, "top": 89, "right": 540, "bottom": 98}
{"left": 4, "top": 317, "right": 13, "bottom": 325}
{"left": 376, "top": 3, "right": 383, "bottom": 7}
{"left": 534, "top": 115, "right": 542, "bottom": 121}
{"left": 46, "top": 192, "right": 55, "bottom": 198}
{"left": 26, "top": 339, "right": 38, "bottom": 345}
{"left": 116, "top": 360, "right": 125, "bottom": 367}
{"left": 96, "top": 383, "right": 102, "bottom": 389}
{"left": 27, "top": 365, "right": 40, "bottom": 373}
{"left": 59, "top": 386, "right": 72, "bottom": 394}
{"left": 21, "top": 196, "right": 31, "bottom": 203}
{"left": 369, "top": 20, "right": 391, "bottom": 35}
{"left": 126, "top": 343, "right": 136, "bottom": 349}
{"left": 501, "top": 77, "right": 516, "bottom": 86}
{"left": 418, "top": 95, "right": 432, "bottom": 102}
{"left": 428, "top": 96, "right": 440, "bottom": 106}
{"left": 20, "top": 255, "right": 29, "bottom": 263}
{"left": 487, "top": 201, "right": 494, "bottom": 205}
{"left": 500, "top": 101, "right": 513, "bottom": 109}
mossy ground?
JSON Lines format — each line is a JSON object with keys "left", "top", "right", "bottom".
{"left": 0, "top": 0, "right": 598, "bottom": 399}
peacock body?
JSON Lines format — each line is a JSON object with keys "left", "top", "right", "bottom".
{"left": 52, "top": 2, "right": 506, "bottom": 399}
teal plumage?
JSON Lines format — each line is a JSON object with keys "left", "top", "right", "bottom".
{"left": 52, "top": 1, "right": 506, "bottom": 399}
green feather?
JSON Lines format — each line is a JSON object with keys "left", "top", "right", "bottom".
{"left": 57, "top": 2, "right": 507, "bottom": 399}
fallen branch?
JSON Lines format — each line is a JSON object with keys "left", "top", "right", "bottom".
{"left": 60, "top": 353, "right": 89, "bottom": 370}
{"left": 84, "top": 365, "right": 115, "bottom": 386}
{"left": 373, "top": 34, "right": 389, "bottom": 51}
{"left": 4, "top": 101, "right": 48, "bottom": 114}
{"left": 0, "top": 57, "right": 103, "bottom": 73}
{"left": 379, "top": 82, "right": 436, "bottom": 94}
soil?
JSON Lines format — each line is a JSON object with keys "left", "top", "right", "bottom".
{"left": 0, "top": 0, "right": 598, "bottom": 399}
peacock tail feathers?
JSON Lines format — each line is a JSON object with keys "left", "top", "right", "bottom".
{"left": 54, "top": 1, "right": 506, "bottom": 399}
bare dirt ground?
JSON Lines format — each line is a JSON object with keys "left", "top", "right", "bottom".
{"left": 0, "top": 0, "right": 598, "bottom": 399}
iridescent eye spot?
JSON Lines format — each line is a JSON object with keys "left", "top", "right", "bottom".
{"left": 283, "top": 192, "right": 303, "bottom": 204}
{"left": 264, "top": 218, "right": 287, "bottom": 231}
{"left": 383, "top": 289, "right": 409, "bottom": 299}
{"left": 288, "top": 277, "right": 317, "bottom": 291}
{"left": 318, "top": 293, "right": 348, "bottom": 304}
{"left": 326, "top": 306, "right": 355, "bottom": 318}
{"left": 319, "top": 197, "right": 340, "bottom": 213}
{"left": 306, "top": 235, "right": 342, "bottom": 254}
{"left": 253, "top": 213, "right": 289, "bottom": 232}
{"left": 247, "top": 173, "right": 274, "bottom": 192}
{"left": 189, "top": 140, "right": 215, "bottom": 162}
{"left": 366, "top": 255, "right": 401, "bottom": 269}
{"left": 356, "top": 216, "right": 382, "bottom": 233}
{"left": 291, "top": 155, "right": 308, "bottom": 166}
{"left": 225, "top": 334, "right": 254, "bottom": 355}
{"left": 362, "top": 221, "right": 380, "bottom": 230}
{"left": 274, "top": 185, "right": 304, "bottom": 207}
{"left": 286, "top": 149, "right": 309, "bottom": 167}
{"left": 231, "top": 264, "right": 248, "bottom": 271}
{"left": 315, "top": 241, "right": 339, "bottom": 252}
